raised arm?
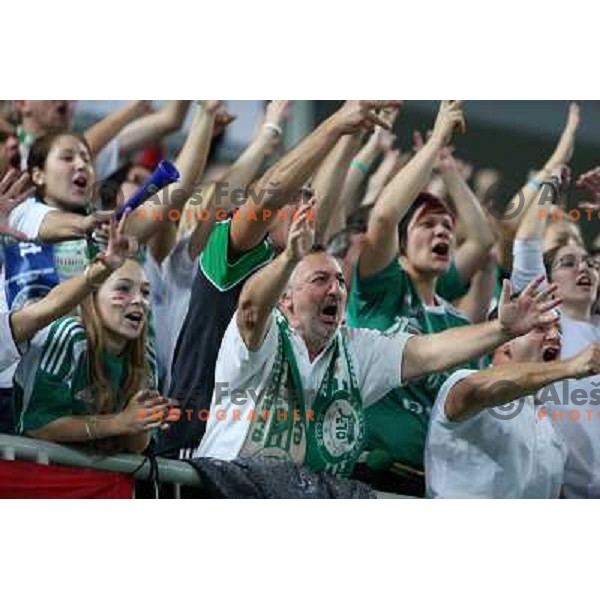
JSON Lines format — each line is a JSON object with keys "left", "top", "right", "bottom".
{"left": 228, "top": 101, "right": 289, "bottom": 194}
{"left": 445, "top": 342, "right": 600, "bottom": 421}
{"left": 360, "top": 101, "right": 466, "bottom": 278}
{"left": 402, "top": 276, "right": 561, "bottom": 380}
{"left": 117, "top": 101, "right": 191, "bottom": 156}
{"left": 11, "top": 212, "right": 137, "bottom": 343}
{"left": 438, "top": 148, "right": 495, "bottom": 280}
{"left": 502, "top": 102, "right": 580, "bottom": 236}
{"left": 231, "top": 101, "right": 399, "bottom": 253}
{"left": 515, "top": 169, "right": 565, "bottom": 241}
{"left": 36, "top": 210, "right": 113, "bottom": 242}
{"left": 577, "top": 165, "right": 600, "bottom": 210}
{"left": 454, "top": 253, "right": 498, "bottom": 323}
{"left": 360, "top": 148, "right": 402, "bottom": 207}
{"left": 177, "top": 102, "right": 290, "bottom": 262}
{"left": 341, "top": 117, "right": 399, "bottom": 214}
{"left": 237, "top": 199, "right": 315, "bottom": 350}
{"left": 83, "top": 101, "right": 150, "bottom": 158}
{"left": 126, "top": 102, "right": 217, "bottom": 244}
{"left": 311, "top": 131, "right": 363, "bottom": 244}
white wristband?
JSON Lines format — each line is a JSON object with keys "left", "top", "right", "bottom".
{"left": 263, "top": 122, "right": 283, "bottom": 137}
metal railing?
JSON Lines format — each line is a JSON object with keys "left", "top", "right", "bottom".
{"left": 0, "top": 434, "right": 411, "bottom": 499}
{"left": 0, "top": 434, "right": 202, "bottom": 498}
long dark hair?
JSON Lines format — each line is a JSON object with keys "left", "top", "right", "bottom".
{"left": 27, "top": 130, "right": 92, "bottom": 202}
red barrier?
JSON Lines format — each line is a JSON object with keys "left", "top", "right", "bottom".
{"left": 0, "top": 460, "right": 134, "bottom": 499}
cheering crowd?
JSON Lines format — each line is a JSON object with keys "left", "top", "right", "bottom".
{"left": 0, "top": 99, "right": 599, "bottom": 498}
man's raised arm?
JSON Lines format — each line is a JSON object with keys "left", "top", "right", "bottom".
{"left": 231, "top": 101, "right": 399, "bottom": 253}
{"left": 402, "top": 276, "right": 562, "bottom": 381}
{"left": 237, "top": 200, "right": 315, "bottom": 350}
{"left": 444, "top": 343, "right": 600, "bottom": 422}
{"left": 360, "top": 101, "right": 466, "bottom": 278}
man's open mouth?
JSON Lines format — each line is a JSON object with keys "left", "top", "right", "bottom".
{"left": 542, "top": 346, "right": 560, "bottom": 362}
{"left": 320, "top": 300, "right": 339, "bottom": 324}
{"left": 431, "top": 242, "right": 450, "bottom": 258}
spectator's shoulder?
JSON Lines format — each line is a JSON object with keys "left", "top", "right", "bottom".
{"left": 38, "top": 316, "right": 86, "bottom": 377}
{"left": 200, "top": 220, "right": 274, "bottom": 292}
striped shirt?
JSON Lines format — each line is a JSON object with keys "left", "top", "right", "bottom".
{"left": 14, "top": 316, "right": 157, "bottom": 433}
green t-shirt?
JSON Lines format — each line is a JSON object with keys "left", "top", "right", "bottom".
{"left": 14, "top": 316, "right": 158, "bottom": 433}
{"left": 346, "top": 260, "right": 480, "bottom": 469}
{"left": 436, "top": 261, "right": 470, "bottom": 302}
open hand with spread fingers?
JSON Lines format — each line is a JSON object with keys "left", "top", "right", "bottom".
{"left": 0, "top": 169, "right": 35, "bottom": 240}
{"left": 498, "top": 275, "right": 562, "bottom": 337}
{"left": 285, "top": 196, "right": 316, "bottom": 264}
{"left": 95, "top": 208, "right": 139, "bottom": 271}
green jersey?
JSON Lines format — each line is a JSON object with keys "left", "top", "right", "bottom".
{"left": 14, "top": 316, "right": 158, "bottom": 433}
{"left": 346, "top": 259, "right": 480, "bottom": 469}
{"left": 436, "top": 261, "right": 470, "bottom": 302}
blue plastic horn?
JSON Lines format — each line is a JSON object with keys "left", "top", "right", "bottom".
{"left": 115, "top": 160, "right": 180, "bottom": 221}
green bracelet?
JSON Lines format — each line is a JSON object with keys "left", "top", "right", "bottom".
{"left": 351, "top": 158, "right": 370, "bottom": 176}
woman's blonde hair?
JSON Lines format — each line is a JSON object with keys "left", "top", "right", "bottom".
{"left": 79, "top": 265, "right": 150, "bottom": 414}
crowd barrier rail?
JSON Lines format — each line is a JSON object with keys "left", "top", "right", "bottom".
{"left": 0, "top": 434, "right": 411, "bottom": 499}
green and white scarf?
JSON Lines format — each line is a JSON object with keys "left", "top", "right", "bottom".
{"left": 240, "top": 311, "right": 364, "bottom": 477}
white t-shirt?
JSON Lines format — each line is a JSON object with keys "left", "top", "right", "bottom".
{"left": 7, "top": 197, "right": 90, "bottom": 281}
{"left": 550, "top": 315, "right": 600, "bottom": 498}
{"left": 0, "top": 311, "right": 21, "bottom": 372}
{"left": 8, "top": 196, "right": 55, "bottom": 240}
{"left": 426, "top": 368, "right": 567, "bottom": 498}
{"left": 142, "top": 235, "right": 196, "bottom": 393}
{"left": 94, "top": 137, "right": 120, "bottom": 180}
{"left": 2, "top": 198, "right": 87, "bottom": 387}
{"left": 197, "top": 312, "right": 412, "bottom": 461}
{"left": 512, "top": 237, "right": 600, "bottom": 498}
{"left": 159, "top": 235, "right": 196, "bottom": 393}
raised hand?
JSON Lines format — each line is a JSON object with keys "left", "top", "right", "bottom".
{"left": 498, "top": 275, "right": 562, "bottom": 336}
{"left": 264, "top": 100, "right": 290, "bottom": 128}
{"left": 199, "top": 100, "right": 223, "bottom": 113}
{"left": 368, "top": 148, "right": 403, "bottom": 190}
{"left": 577, "top": 165, "right": 600, "bottom": 210}
{"left": 432, "top": 101, "right": 466, "bottom": 145}
{"left": 96, "top": 209, "right": 139, "bottom": 271}
{"left": 332, "top": 101, "right": 402, "bottom": 135}
{"left": 213, "top": 106, "right": 236, "bottom": 138}
{"left": 371, "top": 126, "right": 397, "bottom": 153}
{"left": 0, "top": 169, "right": 35, "bottom": 240}
{"left": 258, "top": 100, "right": 291, "bottom": 154}
{"left": 378, "top": 103, "right": 402, "bottom": 129}
{"left": 285, "top": 196, "right": 316, "bottom": 263}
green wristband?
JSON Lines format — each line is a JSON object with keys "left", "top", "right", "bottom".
{"left": 351, "top": 158, "right": 370, "bottom": 176}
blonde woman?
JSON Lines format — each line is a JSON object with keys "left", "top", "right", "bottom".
{"left": 15, "top": 214, "right": 175, "bottom": 453}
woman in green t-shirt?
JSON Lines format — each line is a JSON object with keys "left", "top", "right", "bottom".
{"left": 15, "top": 224, "right": 176, "bottom": 454}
